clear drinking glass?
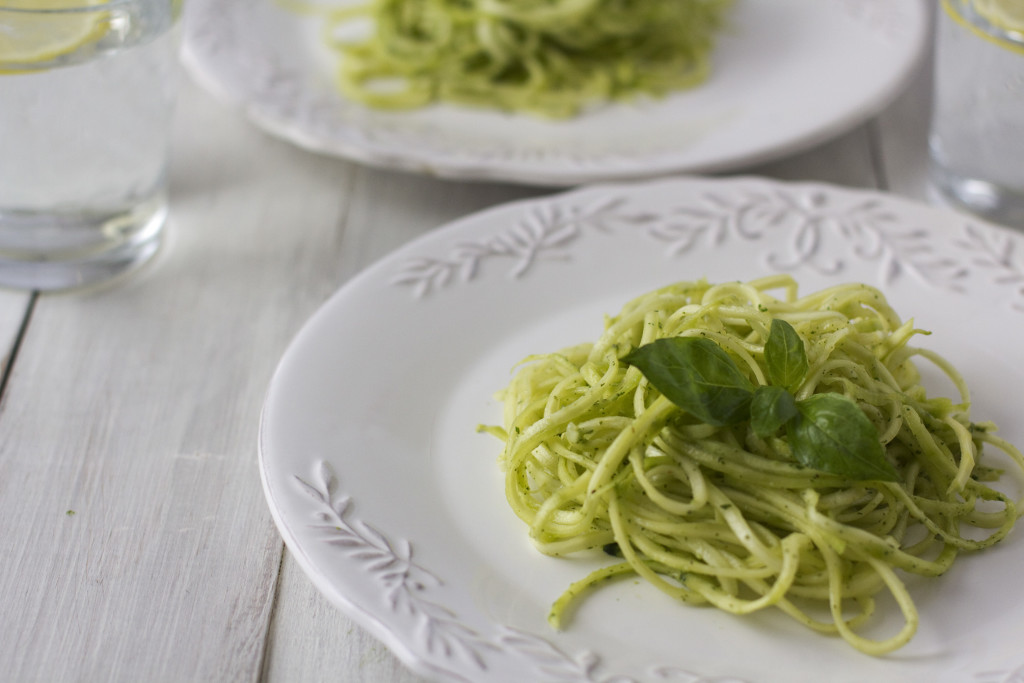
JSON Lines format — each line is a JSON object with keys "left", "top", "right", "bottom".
{"left": 928, "top": 0, "right": 1024, "bottom": 228}
{"left": 0, "top": 0, "right": 180, "bottom": 290}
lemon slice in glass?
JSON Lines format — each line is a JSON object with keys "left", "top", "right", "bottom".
{"left": 973, "top": 0, "right": 1024, "bottom": 33}
{"left": 0, "top": 0, "right": 110, "bottom": 71}
{"left": 944, "top": 0, "right": 1024, "bottom": 54}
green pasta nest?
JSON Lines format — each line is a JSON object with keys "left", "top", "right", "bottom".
{"left": 322, "top": 0, "right": 734, "bottom": 117}
{"left": 486, "top": 275, "right": 1024, "bottom": 654}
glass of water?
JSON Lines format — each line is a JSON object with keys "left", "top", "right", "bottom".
{"left": 929, "top": 0, "right": 1024, "bottom": 228}
{"left": 0, "top": 0, "right": 180, "bottom": 291}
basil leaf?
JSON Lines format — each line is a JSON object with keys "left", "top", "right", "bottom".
{"left": 764, "top": 319, "right": 809, "bottom": 392}
{"left": 623, "top": 337, "right": 754, "bottom": 426}
{"left": 788, "top": 394, "right": 899, "bottom": 481}
{"left": 750, "top": 385, "right": 798, "bottom": 438}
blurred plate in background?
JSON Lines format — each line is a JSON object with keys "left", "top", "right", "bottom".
{"left": 183, "top": 0, "right": 929, "bottom": 186}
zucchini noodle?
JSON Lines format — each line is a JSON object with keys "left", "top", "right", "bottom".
{"left": 485, "top": 276, "right": 1024, "bottom": 655}
{"left": 312, "top": 0, "right": 733, "bottom": 118}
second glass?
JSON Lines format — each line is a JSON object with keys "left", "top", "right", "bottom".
{"left": 929, "top": 0, "right": 1024, "bottom": 228}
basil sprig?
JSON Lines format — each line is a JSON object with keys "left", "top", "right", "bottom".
{"left": 750, "top": 385, "right": 797, "bottom": 438}
{"left": 619, "top": 332, "right": 754, "bottom": 426}
{"left": 764, "top": 318, "right": 810, "bottom": 392}
{"left": 622, "top": 320, "right": 898, "bottom": 482}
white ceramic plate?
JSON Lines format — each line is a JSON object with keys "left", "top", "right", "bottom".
{"left": 260, "top": 176, "right": 1024, "bottom": 683}
{"left": 183, "top": 0, "right": 928, "bottom": 186}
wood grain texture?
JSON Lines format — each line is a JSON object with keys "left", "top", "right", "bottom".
{"left": 0, "top": 291, "right": 32, "bottom": 384}
{"left": 746, "top": 123, "right": 879, "bottom": 189}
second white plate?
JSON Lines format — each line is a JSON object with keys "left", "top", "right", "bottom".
{"left": 183, "top": 0, "right": 928, "bottom": 186}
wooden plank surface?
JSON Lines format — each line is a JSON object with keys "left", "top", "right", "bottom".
{"left": 0, "top": 23, "right": 941, "bottom": 683}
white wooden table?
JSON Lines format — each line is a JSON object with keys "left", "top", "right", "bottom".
{"left": 0, "top": 22, "right": 951, "bottom": 683}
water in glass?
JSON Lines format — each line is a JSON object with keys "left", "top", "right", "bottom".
{"left": 929, "top": 0, "right": 1024, "bottom": 228}
{"left": 0, "top": 0, "right": 179, "bottom": 290}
